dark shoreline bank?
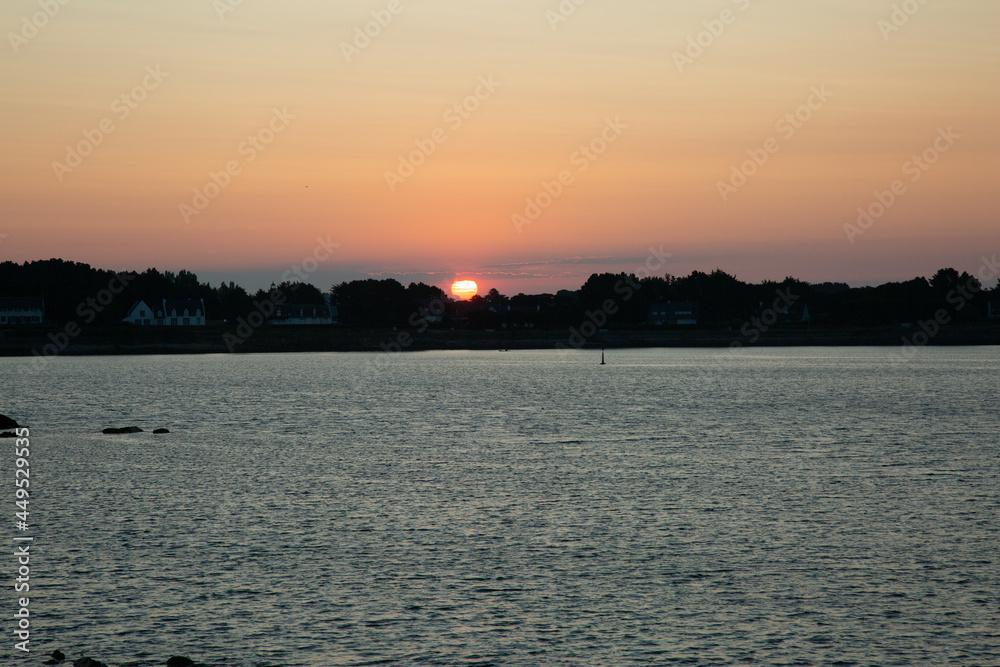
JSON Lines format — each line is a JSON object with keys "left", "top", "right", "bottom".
{"left": 2, "top": 323, "right": 999, "bottom": 357}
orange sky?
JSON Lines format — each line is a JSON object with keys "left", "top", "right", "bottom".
{"left": 2, "top": 0, "right": 998, "bottom": 295}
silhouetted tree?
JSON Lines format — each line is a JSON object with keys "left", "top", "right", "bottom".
{"left": 484, "top": 288, "right": 508, "bottom": 310}
{"left": 405, "top": 282, "right": 447, "bottom": 302}
{"left": 215, "top": 281, "right": 254, "bottom": 321}
{"left": 0, "top": 259, "right": 132, "bottom": 323}
{"left": 271, "top": 281, "right": 326, "bottom": 304}
{"left": 577, "top": 273, "right": 646, "bottom": 325}
{"left": 672, "top": 269, "right": 753, "bottom": 325}
{"left": 331, "top": 279, "right": 408, "bottom": 327}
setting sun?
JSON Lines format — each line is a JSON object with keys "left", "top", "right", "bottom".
{"left": 450, "top": 280, "right": 479, "bottom": 300}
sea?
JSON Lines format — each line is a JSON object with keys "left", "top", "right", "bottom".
{"left": 2, "top": 347, "right": 999, "bottom": 666}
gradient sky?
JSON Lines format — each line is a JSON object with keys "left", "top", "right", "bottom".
{"left": 2, "top": 0, "right": 998, "bottom": 295}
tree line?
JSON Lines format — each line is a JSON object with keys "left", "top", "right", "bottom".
{"left": 1, "top": 259, "right": 997, "bottom": 329}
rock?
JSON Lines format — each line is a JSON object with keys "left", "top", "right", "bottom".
{"left": 73, "top": 658, "right": 109, "bottom": 667}
{"left": 166, "top": 657, "right": 195, "bottom": 667}
{"left": 101, "top": 426, "right": 143, "bottom": 434}
{"left": 52, "top": 650, "right": 67, "bottom": 661}
{"left": 0, "top": 431, "right": 17, "bottom": 438}
{"left": 0, "top": 414, "right": 19, "bottom": 429}
{"left": 153, "top": 428, "right": 170, "bottom": 434}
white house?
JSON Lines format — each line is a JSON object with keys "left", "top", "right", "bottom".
{"left": 0, "top": 297, "right": 44, "bottom": 325}
{"left": 123, "top": 300, "right": 154, "bottom": 325}
{"left": 268, "top": 303, "right": 337, "bottom": 325}
{"left": 123, "top": 299, "right": 207, "bottom": 326}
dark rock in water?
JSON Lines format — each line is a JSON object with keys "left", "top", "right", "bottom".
{"left": 0, "top": 431, "right": 17, "bottom": 438}
{"left": 52, "top": 650, "right": 66, "bottom": 661}
{"left": 0, "top": 414, "right": 19, "bottom": 429}
{"left": 73, "top": 658, "right": 109, "bottom": 667}
{"left": 166, "top": 657, "right": 195, "bottom": 667}
{"left": 153, "top": 428, "right": 170, "bottom": 434}
{"left": 102, "top": 426, "right": 143, "bottom": 434}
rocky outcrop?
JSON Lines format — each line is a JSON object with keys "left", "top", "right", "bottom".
{"left": 153, "top": 428, "right": 170, "bottom": 434}
{"left": 46, "top": 652, "right": 198, "bottom": 667}
{"left": 73, "top": 658, "right": 109, "bottom": 667}
{"left": 43, "top": 648, "right": 66, "bottom": 664}
{"left": 0, "top": 414, "right": 19, "bottom": 429}
{"left": 101, "top": 426, "right": 143, "bottom": 434}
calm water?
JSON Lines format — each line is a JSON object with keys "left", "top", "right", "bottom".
{"left": 3, "top": 348, "right": 999, "bottom": 666}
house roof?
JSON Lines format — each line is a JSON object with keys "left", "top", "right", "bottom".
{"left": 124, "top": 300, "right": 151, "bottom": 318}
{"left": 159, "top": 299, "right": 205, "bottom": 317}
{"left": 0, "top": 297, "right": 44, "bottom": 311}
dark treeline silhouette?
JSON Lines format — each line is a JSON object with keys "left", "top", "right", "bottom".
{"left": 1, "top": 259, "right": 997, "bottom": 329}
{"left": 330, "top": 279, "right": 447, "bottom": 328}
{"left": 0, "top": 260, "right": 326, "bottom": 324}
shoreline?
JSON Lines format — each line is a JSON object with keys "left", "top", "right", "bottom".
{"left": 2, "top": 323, "right": 999, "bottom": 356}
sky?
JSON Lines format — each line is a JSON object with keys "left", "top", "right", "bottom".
{"left": 1, "top": 0, "right": 998, "bottom": 296}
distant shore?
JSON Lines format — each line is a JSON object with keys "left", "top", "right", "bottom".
{"left": 2, "top": 323, "right": 999, "bottom": 357}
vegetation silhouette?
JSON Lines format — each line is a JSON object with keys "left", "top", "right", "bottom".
{"left": 1, "top": 259, "right": 996, "bottom": 330}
